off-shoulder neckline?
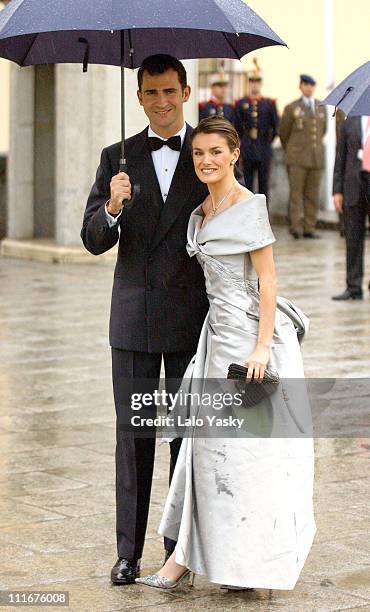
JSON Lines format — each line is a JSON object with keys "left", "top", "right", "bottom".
{"left": 198, "top": 193, "right": 264, "bottom": 231}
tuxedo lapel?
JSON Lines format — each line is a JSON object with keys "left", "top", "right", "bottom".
{"left": 126, "top": 127, "right": 163, "bottom": 224}
{"left": 149, "top": 125, "right": 196, "bottom": 252}
{"left": 354, "top": 116, "right": 362, "bottom": 147}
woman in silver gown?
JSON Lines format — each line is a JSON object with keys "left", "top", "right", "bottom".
{"left": 136, "top": 117, "right": 315, "bottom": 592}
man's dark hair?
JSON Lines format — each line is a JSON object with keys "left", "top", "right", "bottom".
{"left": 137, "top": 54, "right": 187, "bottom": 91}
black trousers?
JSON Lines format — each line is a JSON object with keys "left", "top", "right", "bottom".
{"left": 243, "top": 158, "right": 271, "bottom": 199}
{"left": 111, "top": 348, "right": 194, "bottom": 562}
{"left": 343, "top": 173, "right": 370, "bottom": 294}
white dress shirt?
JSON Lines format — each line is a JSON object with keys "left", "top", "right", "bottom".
{"left": 105, "top": 123, "right": 187, "bottom": 227}
{"left": 302, "top": 95, "right": 315, "bottom": 114}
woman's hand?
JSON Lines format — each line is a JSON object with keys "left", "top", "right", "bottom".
{"left": 244, "top": 344, "right": 271, "bottom": 383}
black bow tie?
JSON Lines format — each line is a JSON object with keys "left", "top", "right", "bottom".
{"left": 147, "top": 135, "right": 182, "bottom": 152}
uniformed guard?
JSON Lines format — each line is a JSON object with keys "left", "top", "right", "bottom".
{"left": 234, "top": 60, "right": 279, "bottom": 201}
{"left": 279, "top": 74, "right": 327, "bottom": 238}
{"left": 199, "top": 73, "right": 235, "bottom": 124}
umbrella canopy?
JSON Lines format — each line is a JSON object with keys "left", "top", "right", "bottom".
{"left": 0, "top": 0, "right": 286, "bottom": 68}
{"left": 323, "top": 61, "right": 370, "bottom": 117}
{"left": 0, "top": 0, "right": 286, "bottom": 204}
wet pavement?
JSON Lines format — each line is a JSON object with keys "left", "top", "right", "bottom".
{"left": 0, "top": 227, "right": 369, "bottom": 611}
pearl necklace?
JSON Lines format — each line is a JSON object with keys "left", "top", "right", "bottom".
{"left": 211, "top": 185, "right": 235, "bottom": 216}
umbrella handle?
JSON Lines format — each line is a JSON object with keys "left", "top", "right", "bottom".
{"left": 120, "top": 160, "right": 140, "bottom": 209}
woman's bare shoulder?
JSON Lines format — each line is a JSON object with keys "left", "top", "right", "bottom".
{"left": 231, "top": 186, "right": 255, "bottom": 204}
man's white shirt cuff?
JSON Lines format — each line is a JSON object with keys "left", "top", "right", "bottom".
{"left": 105, "top": 201, "right": 122, "bottom": 227}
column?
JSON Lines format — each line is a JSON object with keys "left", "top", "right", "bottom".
{"left": 55, "top": 63, "right": 121, "bottom": 246}
{"left": 7, "top": 64, "right": 35, "bottom": 239}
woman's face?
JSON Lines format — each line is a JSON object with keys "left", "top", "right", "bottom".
{"left": 192, "top": 132, "right": 239, "bottom": 184}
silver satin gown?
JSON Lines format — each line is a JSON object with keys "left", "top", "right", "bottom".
{"left": 158, "top": 195, "right": 316, "bottom": 590}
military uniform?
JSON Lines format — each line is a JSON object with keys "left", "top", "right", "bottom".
{"left": 199, "top": 96, "right": 235, "bottom": 124}
{"left": 280, "top": 97, "right": 327, "bottom": 234}
{"left": 235, "top": 95, "right": 279, "bottom": 198}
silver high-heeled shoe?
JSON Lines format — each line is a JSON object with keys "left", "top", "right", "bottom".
{"left": 135, "top": 568, "right": 195, "bottom": 590}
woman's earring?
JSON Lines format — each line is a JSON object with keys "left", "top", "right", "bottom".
{"left": 230, "top": 160, "right": 235, "bottom": 166}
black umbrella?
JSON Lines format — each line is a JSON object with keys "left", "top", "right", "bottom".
{"left": 0, "top": 0, "right": 286, "bottom": 201}
{"left": 323, "top": 60, "right": 370, "bottom": 116}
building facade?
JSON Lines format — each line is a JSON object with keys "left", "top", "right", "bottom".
{"left": 1, "top": 0, "right": 369, "bottom": 257}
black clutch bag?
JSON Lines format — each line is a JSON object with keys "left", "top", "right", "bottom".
{"left": 227, "top": 362, "right": 280, "bottom": 408}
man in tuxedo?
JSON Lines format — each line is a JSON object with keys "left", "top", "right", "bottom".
{"left": 81, "top": 54, "right": 209, "bottom": 584}
{"left": 332, "top": 115, "right": 370, "bottom": 300}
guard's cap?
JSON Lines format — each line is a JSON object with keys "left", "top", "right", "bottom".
{"left": 248, "top": 57, "right": 263, "bottom": 82}
{"left": 248, "top": 74, "right": 262, "bottom": 82}
{"left": 209, "top": 72, "right": 229, "bottom": 87}
{"left": 300, "top": 74, "right": 316, "bottom": 85}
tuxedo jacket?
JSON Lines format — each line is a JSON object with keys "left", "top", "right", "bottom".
{"left": 333, "top": 116, "right": 364, "bottom": 207}
{"left": 81, "top": 125, "right": 209, "bottom": 353}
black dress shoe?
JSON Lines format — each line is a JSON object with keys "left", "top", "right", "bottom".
{"left": 290, "top": 230, "right": 301, "bottom": 239}
{"left": 111, "top": 557, "right": 141, "bottom": 585}
{"left": 303, "top": 231, "right": 321, "bottom": 238}
{"left": 332, "top": 289, "right": 363, "bottom": 301}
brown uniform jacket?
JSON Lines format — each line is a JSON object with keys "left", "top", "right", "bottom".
{"left": 279, "top": 97, "right": 327, "bottom": 168}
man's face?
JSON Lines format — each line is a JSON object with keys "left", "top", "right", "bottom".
{"left": 300, "top": 81, "right": 316, "bottom": 98}
{"left": 249, "top": 79, "right": 262, "bottom": 96}
{"left": 211, "top": 84, "right": 226, "bottom": 102}
{"left": 137, "top": 68, "right": 190, "bottom": 136}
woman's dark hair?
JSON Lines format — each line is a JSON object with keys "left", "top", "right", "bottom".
{"left": 190, "top": 116, "right": 240, "bottom": 151}
{"left": 138, "top": 54, "right": 187, "bottom": 91}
